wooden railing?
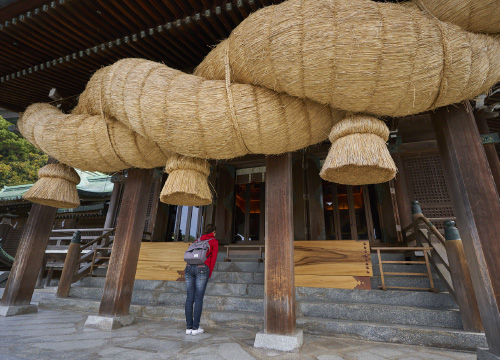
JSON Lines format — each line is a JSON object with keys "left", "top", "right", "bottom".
{"left": 56, "top": 228, "right": 115, "bottom": 297}
{"left": 403, "top": 201, "right": 483, "bottom": 332}
{"left": 372, "top": 246, "right": 435, "bottom": 292}
{"left": 403, "top": 214, "right": 455, "bottom": 298}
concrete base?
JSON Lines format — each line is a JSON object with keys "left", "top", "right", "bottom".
{"left": 0, "top": 304, "right": 38, "bottom": 317}
{"left": 478, "top": 348, "right": 500, "bottom": 360}
{"left": 254, "top": 330, "right": 303, "bottom": 352}
{"left": 84, "top": 314, "right": 136, "bottom": 330}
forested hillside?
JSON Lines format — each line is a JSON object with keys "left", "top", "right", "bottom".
{"left": 0, "top": 116, "right": 47, "bottom": 188}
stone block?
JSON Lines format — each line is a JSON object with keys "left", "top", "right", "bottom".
{"left": 478, "top": 348, "right": 500, "bottom": 360}
{"left": 254, "top": 330, "right": 303, "bottom": 352}
{"left": 0, "top": 304, "right": 38, "bottom": 317}
{"left": 84, "top": 314, "right": 136, "bottom": 330}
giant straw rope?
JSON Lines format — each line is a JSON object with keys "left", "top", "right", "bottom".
{"left": 19, "top": 0, "right": 500, "bottom": 208}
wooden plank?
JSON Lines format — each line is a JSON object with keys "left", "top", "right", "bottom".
{"left": 135, "top": 243, "right": 189, "bottom": 281}
{"left": 1, "top": 204, "right": 57, "bottom": 306}
{"left": 98, "top": 169, "right": 154, "bottom": 317}
{"left": 295, "top": 275, "right": 371, "bottom": 290}
{"left": 294, "top": 241, "right": 372, "bottom": 276}
{"left": 432, "top": 102, "right": 500, "bottom": 355}
{"left": 265, "top": 153, "right": 296, "bottom": 335}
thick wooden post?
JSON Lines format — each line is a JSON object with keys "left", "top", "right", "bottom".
{"left": 474, "top": 110, "right": 500, "bottom": 197}
{"left": 443, "top": 221, "right": 483, "bottom": 332}
{"left": 432, "top": 102, "right": 500, "bottom": 356}
{"left": 264, "top": 153, "right": 296, "bottom": 335}
{"left": 98, "top": 168, "right": 154, "bottom": 317}
{"left": 103, "top": 181, "right": 122, "bottom": 230}
{"left": 57, "top": 231, "right": 82, "bottom": 298}
{"left": 0, "top": 203, "right": 57, "bottom": 311}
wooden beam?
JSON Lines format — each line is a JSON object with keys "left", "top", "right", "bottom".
{"left": 264, "top": 153, "right": 296, "bottom": 335}
{"left": 98, "top": 169, "right": 154, "bottom": 317}
{"left": 0, "top": 204, "right": 57, "bottom": 306}
{"left": 432, "top": 102, "right": 500, "bottom": 355}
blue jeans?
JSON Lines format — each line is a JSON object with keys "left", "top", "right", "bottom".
{"left": 185, "top": 264, "right": 209, "bottom": 330}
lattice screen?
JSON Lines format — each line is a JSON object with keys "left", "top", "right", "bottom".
{"left": 404, "top": 154, "right": 455, "bottom": 227}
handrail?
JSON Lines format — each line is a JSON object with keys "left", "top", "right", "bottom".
{"left": 414, "top": 215, "right": 446, "bottom": 246}
{"left": 80, "top": 229, "right": 115, "bottom": 251}
{"left": 51, "top": 228, "right": 115, "bottom": 233}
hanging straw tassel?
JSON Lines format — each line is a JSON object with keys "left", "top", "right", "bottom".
{"left": 160, "top": 154, "right": 212, "bottom": 206}
{"left": 320, "top": 115, "right": 397, "bottom": 185}
{"left": 23, "top": 163, "right": 81, "bottom": 209}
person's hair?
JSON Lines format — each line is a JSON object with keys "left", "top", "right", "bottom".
{"left": 203, "top": 224, "right": 216, "bottom": 235}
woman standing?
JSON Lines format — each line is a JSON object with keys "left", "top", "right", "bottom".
{"left": 184, "top": 224, "right": 218, "bottom": 335}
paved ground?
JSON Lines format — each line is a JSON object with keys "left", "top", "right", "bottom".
{"left": 0, "top": 306, "right": 476, "bottom": 360}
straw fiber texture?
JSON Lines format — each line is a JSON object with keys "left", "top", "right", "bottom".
{"left": 195, "top": 0, "right": 500, "bottom": 117}
{"left": 320, "top": 116, "right": 396, "bottom": 185}
{"left": 18, "top": 0, "right": 500, "bottom": 196}
{"left": 23, "top": 164, "right": 81, "bottom": 209}
{"left": 414, "top": 0, "right": 500, "bottom": 34}
{"left": 160, "top": 155, "right": 213, "bottom": 206}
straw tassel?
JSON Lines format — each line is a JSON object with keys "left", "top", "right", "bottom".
{"left": 23, "top": 164, "right": 81, "bottom": 209}
{"left": 160, "top": 154, "right": 212, "bottom": 206}
{"left": 320, "top": 115, "right": 397, "bottom": 185}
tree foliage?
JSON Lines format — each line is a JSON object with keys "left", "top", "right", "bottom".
{"left": 0, "top": 116, "right": 48, "bottom": 188}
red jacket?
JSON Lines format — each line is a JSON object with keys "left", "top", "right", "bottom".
{"left": 200, "top": 233, "right": 218, "bottom": 278}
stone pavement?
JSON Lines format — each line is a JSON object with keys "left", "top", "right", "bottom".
{"left": 0, "top": 308, "right": 476, "bottom": 360}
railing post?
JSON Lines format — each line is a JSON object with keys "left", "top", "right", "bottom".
{"left": 410, "top": 201, "right": 424, "bottom": 246}
{"left": 444, "top": 221, "right": 484, "bottom": 332}
{"left": 57, "top": 231, "right": 81, "bottom": 298}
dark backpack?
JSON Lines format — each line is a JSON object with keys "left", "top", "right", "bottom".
{"left": 184, "top": 238, "right": 213, "bottom": 264}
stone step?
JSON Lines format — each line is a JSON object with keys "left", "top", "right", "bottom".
{"left": 371, "top": 263, "right": 434, "bottom": 276}
{"left": 294, "top": 287, "right": 457, "bottom": 310}
{"left": 214, "top": 261, "right": 264, "bottom": 273}
{"left": 38, "top": 296, "right": 486, "bottom": 352}
{"left": 69, "top": 286, "right": 264, "bottom": 313}
{"left": 76, "top": 278, "right": 455, "bottom": 310}
{"left": 298, "top": 301, "right": 463, "bottom": 329}
{"left": 370, "top": 252, "right": 406, "bottom": 264}
{"left": 39, "top": 297, "right": 263, "bottom": 330}
{"left": 210, "top": 271, "right": 264, "bottom": 284}
{"left": 370, "top": 275, "right": 447, "bottom": 292}
{"left": 297, "top": 316, "right": 486, "bottom": 352}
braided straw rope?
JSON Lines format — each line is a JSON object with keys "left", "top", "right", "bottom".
{"left": 18, "top": 0, "right": 500, "bottom": 206}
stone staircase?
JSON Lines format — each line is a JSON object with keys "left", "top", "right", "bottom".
{"left": 39, "top": 252, "right": 487, "bottom": 351}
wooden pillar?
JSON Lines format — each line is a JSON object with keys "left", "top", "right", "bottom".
{"left": 432, "top": 102, "right": 500, "bottom": 355}
{"left": 391, "top": 154, "right": 412, "bottom": 230}
{"left": 98, "top": 169, "right": 154, "bottom": 317}
{"left": 214, "top": 165, "right": 235, "bottom": 244}
{"left": 1, "top": 204, "right": 57, "bottom": 307}
{"left": 264, "top": 153, "right": 296, "bottom": 335}
{"left": 57, "top": 231, "right": 81, "bottom": 298}
{"left": 103, "top": 181, "right": 122, "bottom": 230}
{"left": 306, "top": 157, "right": 326, "bottom": 240}
{"left": 474, "top": 110, "right": 500, "bottom": 197}
{"left": 443, "top": 221, "right": 483, "bottom": 333}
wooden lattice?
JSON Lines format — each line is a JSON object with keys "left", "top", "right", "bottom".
{"left": 404, "top": 154, "right": 455, "bottom": 228}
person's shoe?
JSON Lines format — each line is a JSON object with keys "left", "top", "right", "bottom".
{"left": 186, "top": 329, "right": 192, "bottom": 335}
{"left": 191, "top": 328, "right": 204, "bottom": 335}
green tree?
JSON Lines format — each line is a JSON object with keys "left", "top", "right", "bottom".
{"left": 0, "top": 116, "right": 48, "bottom": 188}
